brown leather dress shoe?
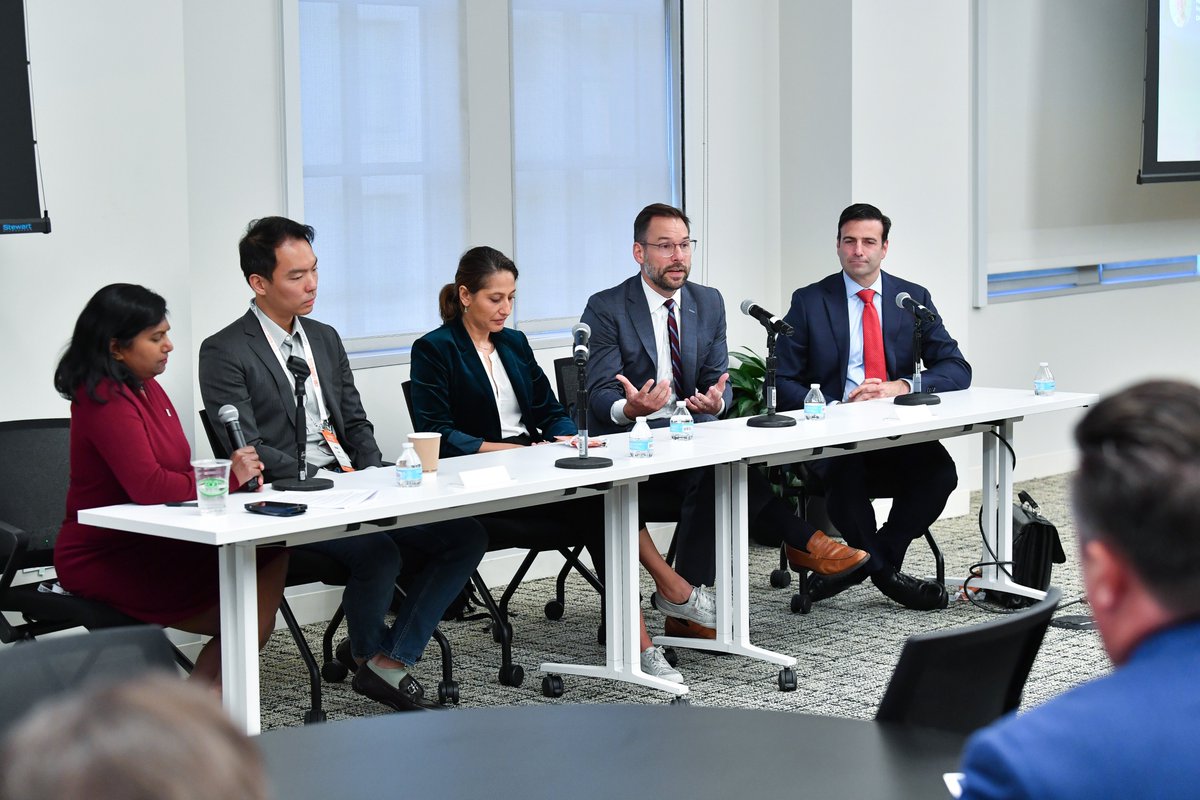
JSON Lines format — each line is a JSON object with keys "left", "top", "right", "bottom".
{"left": 663, "top": 616, "right": 717, "bottom": 640}
{"left": 785, "top": 531, "right": 870, "bottom": 577}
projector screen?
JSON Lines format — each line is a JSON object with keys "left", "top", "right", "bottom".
{"left": 1140, "top": 0, "right": 1200, "bottom": 183}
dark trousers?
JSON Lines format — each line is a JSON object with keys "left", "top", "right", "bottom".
{"left": 806, "top": 441, "right": 957, "bottom": 575}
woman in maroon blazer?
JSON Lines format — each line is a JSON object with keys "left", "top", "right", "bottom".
{"left": 53, "top": 283, "right": 288, "bottom": 687}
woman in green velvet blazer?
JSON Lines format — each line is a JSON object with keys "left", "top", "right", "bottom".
{"left": 410, "top": 310, "right": 573, "bottom": 458}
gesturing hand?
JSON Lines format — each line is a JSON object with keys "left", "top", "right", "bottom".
{"left": 616, "top": 374, "right": 671, "bottom": 419}
{"left": 685, "top": 372, "right": 729, "bottom": 416}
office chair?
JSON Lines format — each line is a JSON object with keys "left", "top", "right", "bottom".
{"left": 401, "top": 379, "right": 604, "bottom": 688}
{"left": 875, "top": 586, "right": 1061, "bottom": 735}
{"left": 0, "top": 625, "right": 179, "bottom": 737}
{"left": 0, "top": 419, "right": 193, "bottom": 672}
{"left": 769, "top": 462, "right": 946, "bottom": 614}
{"left": 197, "top": 410, "right": 462, "bottom": 708}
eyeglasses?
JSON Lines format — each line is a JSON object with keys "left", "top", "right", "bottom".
{"left": 638, "top": 239, "right": 698, "bottom": 256}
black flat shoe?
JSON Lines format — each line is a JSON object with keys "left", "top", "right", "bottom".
{"left": 335, "top": 638, "right": 358, "bottom": 674}
{"left": 351, "top": 667, "right": 445, "bottom": 711}
{"left": 870, "top": 569, "right": 948, "bottom": 610}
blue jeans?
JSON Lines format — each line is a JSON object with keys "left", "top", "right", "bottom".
{"left": 380, "top": 518, "right": 487, "bottom": 665}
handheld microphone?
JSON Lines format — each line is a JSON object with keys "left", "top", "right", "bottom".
{"left": 740, "top": 299, "right": 794, "bottom": 336}
{"left": 571, "top": 322, "right": 591, "bottom": 365}
{"left": 895, "top": 292, "right": 936, "bottom": 323}
{"left": 216, "top": 404, "right": 259, "bottom": 491}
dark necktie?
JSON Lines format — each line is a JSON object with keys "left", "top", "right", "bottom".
{"left": 664, "top": 298, "right": 683, "bottom": 398}
{"left": 856, "top": 288, "right": 886, "bottom": 381}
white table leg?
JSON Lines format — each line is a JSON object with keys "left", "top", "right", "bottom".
{"left": 541, "top": 480, "right": 688, "bottom": 695}
{"left": 655, "top": 461, "right": 796, "bottom": 668}
{"left": 946, "top": 420, "right": 1046, "bottom": 601}
{"left": 219, "top": 542, "right": 260, "bottom": 735}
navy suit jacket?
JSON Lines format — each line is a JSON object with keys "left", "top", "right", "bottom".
{"left": 410, "top": 318, "right": 575, "bottom": 458}
{"left": 198, "top": 309, "right": 382, "bottom": 481}
{"left": 580, "top": 274, "right": 732, "bottom": 436}
{"left": 776, "top": 271, "right": 970, "bottom": 410}
{"left": 959, "top": 620, "right": 1200, "bottom": 800}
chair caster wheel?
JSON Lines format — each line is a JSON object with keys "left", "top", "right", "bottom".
{"left": 499, "top": 663, "right": 525, "bottom": 687}
{"left": 935, "top": 586, "right": 950, "bottom": 609}
{"left": 321, "top": 661, "right": 348, "bottom": 683}
{"left": 544, "top": 599, "right": 565, "bottom": 620}
{"left": 790, "top": 593, "right": 812, "bottom": 615}
{"left": 770, "top": 569, "right": 792, "bottom": 589}
{"left": 438, "top": 680, "right": 460, "bottom": 705}
{"left": 541, "top": 674, "right": 565, "bottom": 698}
{"left": 670, "top": 695, "right": 690, "bottom": 706}
{"left": 663, "top": 647, "right": 679, "bottom": 668}
{"left": 778, "top": 666, "right": 797, "bottom": 692}
{"left": 303, "top": 709, "right": 326, "bottom": 724}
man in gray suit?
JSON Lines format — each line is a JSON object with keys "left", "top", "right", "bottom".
{"left": 200, "top": 216, "right": 486, "bottom": 713}
{"left": 580, "top": 203, "right": 868, "bottom": 632}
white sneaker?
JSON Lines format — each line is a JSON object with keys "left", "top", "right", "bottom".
{"left": 651, "top": 585, "right": 716, "bottom": 627}
{"left": 640, "top": 646, "right": 683, "bottom": 683}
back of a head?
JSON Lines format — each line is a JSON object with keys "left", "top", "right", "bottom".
{"left": 1073, "top": 379, "right": 1200, "bottom": 617}
{"left": 0, "top": 674, "right": 269, "bottom": 800}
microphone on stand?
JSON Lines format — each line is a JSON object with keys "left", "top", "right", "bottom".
{"left": 572, "top": 322, "right": 591, "bottom": 366}
{"left": 271, "top": 355, "right": 335, "bottom": 491}
{"left": 740, "top": 299, "right": 794, "bottom": 336}
{"left": 216, "top": 404, "right": 259, "bottom": 492}
{"left": 893, "top": 292, "right": 941, "bottom": 406}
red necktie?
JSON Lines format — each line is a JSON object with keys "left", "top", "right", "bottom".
{"left": 664, "top": 298, "right": 683, "bottom": 398}
{"left": 857, "top": 288, "right": 886, "bottom": 381}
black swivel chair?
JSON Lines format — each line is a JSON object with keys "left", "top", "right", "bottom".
{"left": 0, "top": 420, "right": 192, "bottom": 672}
{"left": 876, "top": 586, "right": 1061, "bottom": 735}
{"left": 401, "top": 379, "right": 604, "bottom": 689}
{"left": 0, "top": 625, "right": 179, "bottom": 737}
{"left": 197, "top": 409, "right": 462, "bottom": 707}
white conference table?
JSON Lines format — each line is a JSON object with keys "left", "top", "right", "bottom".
{"left": 652, "top": 386, "right": 1096, "bottom": 662}
{"left": 80, "top": 386, "right": 1093, "bottom": 732}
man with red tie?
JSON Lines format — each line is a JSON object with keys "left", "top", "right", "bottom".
{"left": 776, "top": 203, "right": 972, "bottom": 610}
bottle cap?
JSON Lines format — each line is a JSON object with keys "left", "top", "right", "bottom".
{"left": 1038, "top": 362, "right": 1048, "bottom": 367}
{"left": 810, "top": 383, "right": 819, "bottom": 389}
{"left": 636, "top": 416, "right": 646, "bottom": 422}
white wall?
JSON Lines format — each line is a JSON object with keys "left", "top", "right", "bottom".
{"left": 3, "top": 0, "right": 1196, "bottom": 542}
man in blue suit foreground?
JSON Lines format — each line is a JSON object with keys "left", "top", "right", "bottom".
{"left": 776, "top": 203, "right": 971, "bottom": 610}
{"left": 959, "top": 379, "right": 1200, "bottom": 799}
{"left": 581, "top": 204, "right": 868, "bottom": 636}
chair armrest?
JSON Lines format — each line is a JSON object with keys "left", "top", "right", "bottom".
{"left": 0, "top": 520, "right": 32, "bottom": 594}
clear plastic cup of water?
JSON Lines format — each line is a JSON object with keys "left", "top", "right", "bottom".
{"left": 191, "top": 459, "right": 231, "bottom": 515}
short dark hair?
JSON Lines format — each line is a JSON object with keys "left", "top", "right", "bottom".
{"left": 238, "top": 216, "right": 315, "bottom": 284}
{"left": 837, "top": 203, "right": 892, "bottom": 242}
{"left": 633, "top": 203, "right": 690, "bottom": 243}
{"left": 438, "top": 246, "right": 519, "bottom": 323}
{"left": 1073, "top": 379, "right": 1200, "bottom": 617}
{"left": 54, "top": 284, "right": 168, "bottom": 403}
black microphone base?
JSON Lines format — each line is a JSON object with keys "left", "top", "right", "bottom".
{"left": 894, "top": 392, "right": 940, "bottom": 406}
{"left": 271, "top": 477, "right": 335, "bottom": 492}
{"left": 555, "top": 456, "right": 613, "bottom": 470}
{"left": 747, "top": 412, "right": 797, "bottom": 428}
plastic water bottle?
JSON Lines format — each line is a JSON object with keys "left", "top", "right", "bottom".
{"left": 1034, "top": 362, "right": 1055, "bottom": 397}
{"left": 396, "top": 443, "right": 423, "bottom": 487}
{"left": 669, "top": 401, "right": 694, "bottom": 440}
{"left": 629, "top": 416, "right": 654, "bottom": 458}
{"left": 804, "top": 384, "right": 826, "bottom": 420}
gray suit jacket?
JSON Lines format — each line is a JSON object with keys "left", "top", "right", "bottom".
{"left": 580, "top": 274, "right": 732, "bottom": 436}
{"left": 198, "top": 309, "right": 382, "bottom": 482}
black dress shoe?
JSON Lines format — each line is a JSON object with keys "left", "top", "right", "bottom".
{"left": 807, "top": 568, "right": 869, "bottom": 602}
{"left": 351, "top": 666, "right": 445, "bottom": 711}
{"left": 870, "top": 569, "right": 948, "bottom": 610}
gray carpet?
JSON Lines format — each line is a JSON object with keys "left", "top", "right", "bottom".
{"left": 258, "top": 474, "right": 1107, "bottom": 731}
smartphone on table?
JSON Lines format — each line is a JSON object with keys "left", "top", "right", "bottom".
{"left": 244, "top": 501, "right": 307, "bottom": 517}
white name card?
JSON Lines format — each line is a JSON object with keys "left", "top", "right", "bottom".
{"left": 458, "top": 465, "right": 515, "bottom": 489}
